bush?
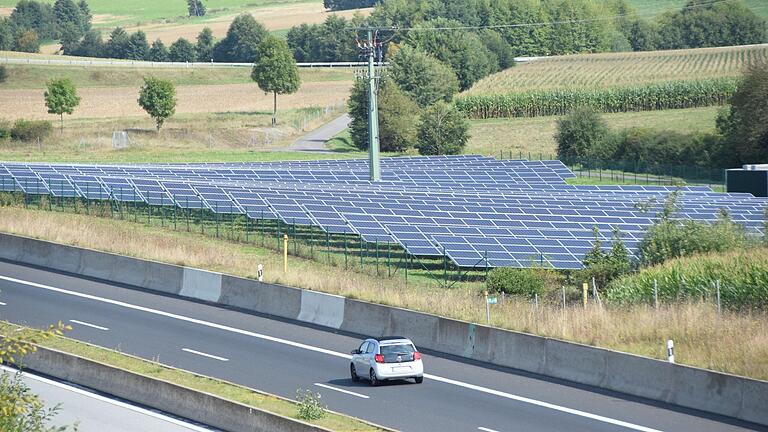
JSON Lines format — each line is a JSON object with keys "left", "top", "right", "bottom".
{"left": 579, "top": 228, "right": 633, "bottom": 290}
{"left": 486, "top": 267, "right": 552, "bottom": 298}
{"left": 416, "top": 102, "right": 469, "bottom": 156}
{"left": 555, "top": 107, "right": 609, "bottom": 163}
{"left": 10, "top": 119, "right": 53, "bottom": 141}
{"left": 295, "top": 389, "right": 326, "bottom": 421}
{"left": 0, "top": 119, "right": 11, "bottom": 139}
{"left": 0, "top": 65, "right": 7, "bottom": 83}
{"left": 637, "top": 194, "right": 756, "bottom": 267}
{"left": 348, "top": 79, "right": 419, "bottom": 153}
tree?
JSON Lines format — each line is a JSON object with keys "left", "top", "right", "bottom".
{"left": 0, "top": 322, "right": 74, "bottom": 432}
{"left": 195, "top": 27, "right": 214, "bottom": 62}
{"left": 105, "top": 27, "right": 130, "bottom": 58}
{"left": 71, "top": 29, "right": 103, "bottom": 57}
{"left": 147, "top": 39, "right": 169, "bottom": 62}
{"left": 10, "top": 0, "right": 56, "bottom": 40}
{"left": 53, "top": 0, "right": 84, "bottom": 38}
{"left": 555, "top": 107, "right": 609, "bottom": 163}
{"left": 168, "top": 37, "right": 197, "bottom": 62}
{"left": 187, "top": 0, "right": 206, "bottom": 17}
{"left": 657, "top": 0, "right": 766, "bottom": 49}
{"left": 58, "top": 21, "right": 82, "bottom": 54}
{"left": 78, "top": 0, "right": 92, "bottom": 31}
{"left": 125, "top": 30, "right": 149, "bottom": 60}
{"left": 0, "top": 18, "right": 15, "bottom": 51}
{"left": 15, "top": 29, "right": 40, "bottom": 53}
{"left": 718, "top": 62, "right": 768, "bottom": 165}
{"left": 580, "top": 227, "right": 632, "bottom": 289}
{"left": 251, "top": 35, "right": 300, "bottom": 126}
{"left": 138, "top": 77, "right": 176, "bottom": 130}
{"left": 44, "top": 78, "right": 80, "bottom": 132}
{"left": 389, "top": 45, "right": 459, "bottom": 108}
{"left": 212, "top": 14, "right": 267, "bottom": 62}
{"left": 416, "top": 101, "right": 470, "bottom": 155}
{"left": 347, "top": 79, "right": 419, "bottom": 152}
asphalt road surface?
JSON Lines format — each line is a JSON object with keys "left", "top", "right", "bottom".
{"left": 289, "top": 114, "right": 351, "bottom": 152}
{"left": 0, "top": 260, "right": 764, "bottom": 432}
{"left": 1, "top": 365, "right": 218, "bottom": 432}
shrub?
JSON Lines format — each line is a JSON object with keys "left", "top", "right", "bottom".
{"left": 295, "top": 389, "right": 326, "bottom": 421}
{"left": 416, "top": 101, "right": 470, "bottom": 156}
{"left": 579, "top": 228, "right": 633, "bottom": 290}
{"left": 10, "top": 119, "right": 53, "bottom": 142}
{"left": 0, "top": 119, "right": 11, "bottom": 139}
{"left": 486, "top": 267, "right": 551, "bottom": 298}
{"left": 0, "top": 65, "right": 7, "bottom": 83}
{"left": 348, "top": 79, "right": 419, "bottom": 153}
{"left": 555, "top": 107, "right": 609, "bottom": 163}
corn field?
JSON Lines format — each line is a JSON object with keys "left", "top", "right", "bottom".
{"left": 467, "top": 44, "right": 768, "bottom": 94}
{"left": 455, "top": 78, "right": 739, "bottom": 119}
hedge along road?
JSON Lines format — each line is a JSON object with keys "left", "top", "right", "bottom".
{"left": 0, "top": 260, "right": 761, "bottom": 432}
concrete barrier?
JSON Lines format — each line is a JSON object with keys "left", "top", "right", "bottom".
{"left": 3, "top": 232, "right": 768, "bottom": 426}
{"left": 298, "top": 291, "right": 345, "bottom": 329}
{"left": 180, "top": 267, "right": 222, "bottom": 302}
{"left": 20, "top": 346, "right": 332, "bottom": 432}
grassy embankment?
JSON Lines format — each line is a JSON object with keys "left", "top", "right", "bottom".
{"left": 1, "top": 206, "right": 766, "bottom": 381}
{"left": 0, "top": 323, "right": 384, "bottom": 432}
{"left": 0, "top": 61, "right": 356, "bottom": 162}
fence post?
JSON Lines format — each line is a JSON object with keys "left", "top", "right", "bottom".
{"left": 716, "top": 279, "right": 721, "bottom": 315}
{"left": 562, "top": 286, "right": 566, "bottom": 310}
{"left": 653, "top": 279, "right": 659, "bottom": 309}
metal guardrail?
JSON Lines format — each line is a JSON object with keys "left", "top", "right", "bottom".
{"left": 0, "top": 57, "right": 384, "bottom": 69}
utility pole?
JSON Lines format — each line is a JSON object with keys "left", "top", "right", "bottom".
{"left": 362, "top": 29, "right": 381, "bottom": 182}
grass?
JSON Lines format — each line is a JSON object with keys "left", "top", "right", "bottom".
{"left": 465, "top": 44, "right": 768, "bottom": 95}
{"left": 0, "top": 109, "right": 359, "bottom": 163}
{"left": 1, "top": 205, "right": 766, "bottom": 381}
{"left": 467, "top": 106, "right": 720, "bottom": 157}
{"left": 627, "top": 0, "right": 768, "bottom": 19}
{"left": 0, "top": 323, "right": 384, "bottom": 432}
{"left": 325, "top": 129, "right": 362, "bottom": 153}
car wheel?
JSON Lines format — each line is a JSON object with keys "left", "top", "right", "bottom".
{"left": 350, "top": 363, "right": 359, "bottom": 382}
{"left": 369, "top": 368, "right": 380, "bottom": 387}
{"left": 414, "top": 376, "right": 423, "bottom": 384}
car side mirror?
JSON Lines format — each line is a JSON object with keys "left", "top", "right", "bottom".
{"left": 351, "top": 349, "right": 360, "bottom": 355}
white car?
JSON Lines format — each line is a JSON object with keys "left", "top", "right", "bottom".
{"left": 350, "top": 336, "right": 424, "bottom": 386}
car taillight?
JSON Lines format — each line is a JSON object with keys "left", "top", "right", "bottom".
{"left": 413, "top": 352, "right": 421, "bottom": 360}
{"left": 375, "top": 354, "right": 385, "bottom": 363}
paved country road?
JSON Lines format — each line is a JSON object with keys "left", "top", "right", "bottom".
{"left": 0, "top": 260, "right": 764, "bottom": 432}
{"left": 290, "top": 114, "right": 351, "bottom": 152}
{"left": 1, "top": 366, "right": 218, "bottom": 432}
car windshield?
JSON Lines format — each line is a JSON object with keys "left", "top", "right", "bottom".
{"left": 380, "top": 343, "right": 415, "bottom": 355}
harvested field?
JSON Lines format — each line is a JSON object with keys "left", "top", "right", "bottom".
{"left": 0, "top": 81, "right": 352, "bottom": 120}
{"left": 131, "top": 4, "right": 371, "bottom": 44}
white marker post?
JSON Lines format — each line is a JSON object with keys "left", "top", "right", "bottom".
{"left": 257, "top": 264, "right": 264, "bottom": 282}
{"left": 667, "top": 340, "right": 675, "bottom": 364}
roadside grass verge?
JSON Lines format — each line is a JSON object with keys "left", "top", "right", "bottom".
{"left": 0, "top": 322, "right": 384, "bottom": 431}
{"left": 1, "top": 206, "right": 766, "bottom": 380}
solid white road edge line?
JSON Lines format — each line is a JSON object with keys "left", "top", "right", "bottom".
{"left": 0, "top": 301, "right": 6, "bottom": 305}
{"left": 314, "top": 383, "right": 370, "bottom": 399}
{"left": 181, "top": 348, "right": 229, "bottom": 362}
{"left": 0, "top": 365, "right": 215, "bottom": 432}
{"left": 70, "top": 319, "right": 109, "bottom": 331}
{"left": 478, "top": 427, "right": 500, "bottom": 432}
{"left": 0, "top": 274, "right": 663, "bottom": 432}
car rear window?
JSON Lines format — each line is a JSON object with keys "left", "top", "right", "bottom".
{"left": 380, "top": 343, "right": 415, "bottom": 355}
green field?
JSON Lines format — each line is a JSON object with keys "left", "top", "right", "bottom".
{"left": 0, "top": 0, "right": 313, "bottom": 27}
{"left": 627, "top": 0, "right": 768, "bottom": 19}
{"left": 466, "top": 44, "right": 768, "bottom": 95}
{"left": 466, "top": 106, "right": 720, "bottom": 157}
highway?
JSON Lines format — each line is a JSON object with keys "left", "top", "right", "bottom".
{"left": 0, "top": 259, "right": 763, "bottom": 432}
{"left": 1, "top": 365, "right": 218, "bottom": 431}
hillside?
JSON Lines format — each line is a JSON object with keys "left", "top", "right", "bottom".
{"left": 628, "top": 0, "right": 768, "bottom": 19}
{"left": 465, "top": 44, "right": 768, "bottom": 95}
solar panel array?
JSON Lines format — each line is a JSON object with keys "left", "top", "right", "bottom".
{"left": 1, "top": 155, "right": 765, "bottom": 270}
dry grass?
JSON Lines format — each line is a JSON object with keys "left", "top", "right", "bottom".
{"left": 1, "top": 206, "right": 766, "bottom": 380}
{"left": 130, "top": 4, "right": 371, "bottom": 44}
{"left": 0, "top": 81, "right": 352, "bottom": 120}
{"left": 467, "top": 106, "right": 720, "bottom": 157}
{"left": 466, "top": 44, "right": 768, "bottom": 95}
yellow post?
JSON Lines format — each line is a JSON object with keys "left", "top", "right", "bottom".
{"left": 582, "top": 283, "right": 588, "bottom": 308}
{"left": 283, "top": 234, "right": 288, "bottom": 273}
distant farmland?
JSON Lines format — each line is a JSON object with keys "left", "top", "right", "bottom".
{"left": 458, "top": 44, "right": 768, "bottom": 119}
{"left": 466, "top": 44, "right": 768, "bottom": 94}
